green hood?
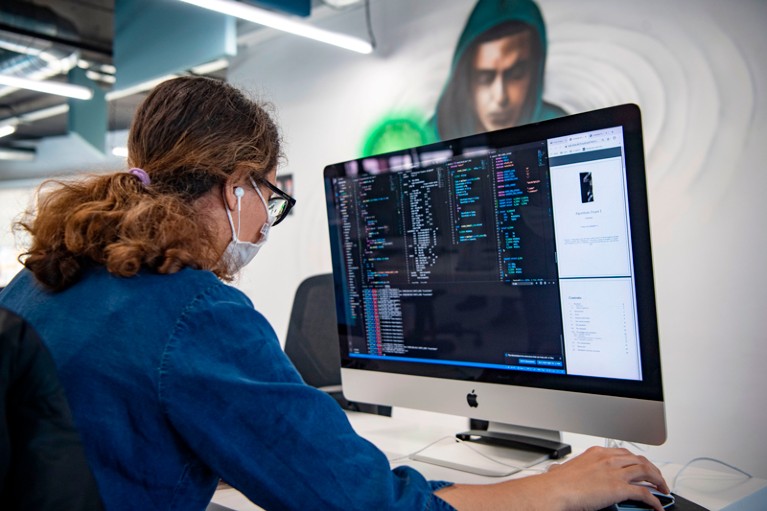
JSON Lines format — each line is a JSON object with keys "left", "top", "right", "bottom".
{"left": 453, "top": 0, "right": 548, "bottom": 72}
{"left": 431, "top": 0, "right": 565, "bottom": 141}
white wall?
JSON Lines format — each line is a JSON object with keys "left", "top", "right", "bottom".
{"left": 228, "top": 0, "right": 767, "bottom": 479}
{"left": 0, "top": 187, "right": 32, "bottom": 287}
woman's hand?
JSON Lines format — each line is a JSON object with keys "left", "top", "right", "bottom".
{"left": 434, "top": 446, "right": 670, "bottom": 511}
{"left": 544, "top": 446, "right": 670, "bottom": 511}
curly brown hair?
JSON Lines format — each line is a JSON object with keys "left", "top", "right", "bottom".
{"left": 17, "top": 76, "right": 283, "bottom": 291}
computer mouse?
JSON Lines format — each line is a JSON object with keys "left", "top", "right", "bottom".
{"left": 610, "top": 490, "right": 675, "bottom": 510}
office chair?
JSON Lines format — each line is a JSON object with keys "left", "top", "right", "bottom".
{"left": 284, "top": 273, "right": 391, "bottom": 417}
{"left": 0, "top": 307, "right": 104, "bottom": 510}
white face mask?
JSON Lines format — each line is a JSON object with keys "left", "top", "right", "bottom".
{"left": 223, "top": 179, "right": 275, "bottom": 273}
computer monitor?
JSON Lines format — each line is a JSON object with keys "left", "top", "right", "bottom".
{"left": 323, "top": 104, "right": 665, "bottom": 472}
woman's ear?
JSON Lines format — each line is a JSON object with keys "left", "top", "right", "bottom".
{"left": 223, "top": 175, "right": 244, "bottom": 212}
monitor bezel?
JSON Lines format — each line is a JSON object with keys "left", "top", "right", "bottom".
{"left": 323, "top": 104, "right": 663, "bottom": 405}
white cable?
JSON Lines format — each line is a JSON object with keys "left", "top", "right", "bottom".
{"left": 671, "top": 457, "right": 753, "bottom": 493}
{"left": 390, "top": 436, "right": 754, "bottom": 489}
{"left": 604, "top": 439, "right": 753, "bottom": 494}
{"left": 386, "top": 435, "right": 454, "bottom": 464}
{"left": 604, "top": 438, "right": 648, "bottom": 453}
{"left": 453, "top": 437, "right": 547, "bottom": 474}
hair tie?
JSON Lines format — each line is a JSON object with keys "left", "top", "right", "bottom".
{"left": 129, "top": 167, "right": 151, "bottom": 186}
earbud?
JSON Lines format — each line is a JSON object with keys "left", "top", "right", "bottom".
{"left": 234, "top": 186, "right": 245, "bottom": 216}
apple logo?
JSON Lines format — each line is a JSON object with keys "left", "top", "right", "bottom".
{"left": 466, "top": 389, "right": 478, "bottom": 408}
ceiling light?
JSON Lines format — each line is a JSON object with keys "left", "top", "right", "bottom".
{"left": 0, "top": 40, "right": 62, "bottom": 65}
{"left": 190, "top": 58, "right": 230, "bottom": 75}
{"left": 105, "top": 75, "right": 176, "bottom": 101}
{"left": 178, "top": 0, "right": 373, "bottom": 54}
{"left": 322, "top": 0, "right": 362, "bottom": 7}
{"left": 0, "top": 147, "right": 35, "bottom": 161}
{"left": 0, "top": 74, "right": 93, "bottom": 100}
{"left": 86, "top": 70, "right": 117, "bottom": 84}
{"left": 18, "top": 104, "right": 69, "bottom": 123}
{"left": 104, "top": 59, "right": 227, "bottom": 101}
{"left": 111, "top": 146, "right": 129, "bottom": 158}
{"left": 0, "top": 123, "right": 16, "bottom": 139}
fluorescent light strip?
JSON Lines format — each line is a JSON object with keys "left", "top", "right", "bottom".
{"left": 105, "top": 75, "right": 177, "bottom": 101}
{"left": 19, "top": 104, "right": 69, "bottom": 123}
{"left": 86, "top": 70, "right": 117, "bottom": 84}
{"left": 105, "top": 59, "right": 228, "bottom": 101}
{"left": 1, "top": 58, "right": 231, "bottom": 141}
{"left": 0, "top": 124, "right": 16, "bottom": 139}
{"left": 0, "top": 74, "right": 93, "bottom": 100}
{"left": 0, "top": 40, "right": 60, "bottom": 64}
{"left": 178, "top": 0, "right": 373, "bottom": 54}
{"left": 0, "top": 148, "right": 35, "bottom": 161}
{"left": 190, "top": 58, "right": 230, "bottom": 75}
{"left": 111, "top": 146, "right": 129, "bottom": 158}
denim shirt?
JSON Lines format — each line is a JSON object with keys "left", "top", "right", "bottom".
{"left": 0, "top": 268, "right": 455, "bottom": 511}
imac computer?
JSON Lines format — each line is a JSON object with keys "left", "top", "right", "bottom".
{"left": 323, "top": 104, "right": 665, "bottom": 474}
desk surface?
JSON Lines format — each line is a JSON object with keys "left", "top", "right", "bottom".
{"left": 210, "top": 410, "right": 767, "bottom": 511}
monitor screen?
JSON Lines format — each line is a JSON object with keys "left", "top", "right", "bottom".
{"left": 324, "top": 104, "right": 665, "bottom": 445}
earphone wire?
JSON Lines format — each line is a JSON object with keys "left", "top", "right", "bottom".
{"left": 235, "top": 187, "right": 243, "bottom": 238}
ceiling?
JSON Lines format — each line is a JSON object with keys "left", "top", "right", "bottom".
{"left": 0, "top": 0, "right": 359, "bottom": 176}
{"left": 0, "top": 1, "right": 125, "bottom": 151}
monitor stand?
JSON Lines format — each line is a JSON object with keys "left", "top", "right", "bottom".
{"left": 410, "top": 422, "right": 571, "bottom": 477}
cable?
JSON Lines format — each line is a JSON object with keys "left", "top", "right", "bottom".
{"left": 319, "top": 0, "right": 376, "bottom": 50}
{"left": 363, "top": 0, "right": 377, "bottom": 50}
{"left": 602, "top": 439, "right": 754, "bottom": 491}
{"left": 386, "top": 435, "right": 455, "bottom": 464}
{"left": 604, "top": 439, "right": 754, "bottom": 495}
{"left": 389, "top": 435, "right": 756, "bottom": 489}
{"left": 455, "top": 438, "right": 548, "bottom": 475}
{"left": 671, "top": 457, "right": 753, "bottom": 493}
{"left": 604, "top": 438, "right": 648, "bottom": 452}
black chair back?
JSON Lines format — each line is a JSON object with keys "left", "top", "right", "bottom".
{"left": 284, "top": 274, "right": 391, "bottom": 416}
{"left": 0, "top": 307, "right": 104, "bottom": 510}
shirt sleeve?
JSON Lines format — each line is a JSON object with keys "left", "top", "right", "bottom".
{"left": 158, "top": 283, "right": 456, "bottom": 511}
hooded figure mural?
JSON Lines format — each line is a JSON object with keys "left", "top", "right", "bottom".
{"left": 360, "top": 0, "right": 564, "bottom": 156}
{"left": 431, "top": 0, "right": 566, "bottom": 140}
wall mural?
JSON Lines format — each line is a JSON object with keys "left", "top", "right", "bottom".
{"left": 358, "top": 0, "right": 760, "bottom": 239}
{"left": 363, "top": 0, "right": 565, "bottom": 155}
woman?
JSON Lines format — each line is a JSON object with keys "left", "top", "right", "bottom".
{"left": 0, "top": 76, "right": 668, "bottom": 511}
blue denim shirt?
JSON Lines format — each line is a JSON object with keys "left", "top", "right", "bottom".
{"left": 0, "top": 268, "right": 455, "bottom": 511}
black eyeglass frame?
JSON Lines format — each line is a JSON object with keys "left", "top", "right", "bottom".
{"left": 258, "top": 178, "right": 296, "bottom": 226}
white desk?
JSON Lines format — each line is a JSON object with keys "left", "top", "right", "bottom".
{"left": 210, "top": 410, "right": 767, "bottom": 511}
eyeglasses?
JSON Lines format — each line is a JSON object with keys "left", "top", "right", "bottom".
{"left": 258, "top": 179, "right": 296, "bottom": 226}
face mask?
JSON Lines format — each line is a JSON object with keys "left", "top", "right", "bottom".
{"left": 223, "top": 180, "right": 275, "bottom": 272}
